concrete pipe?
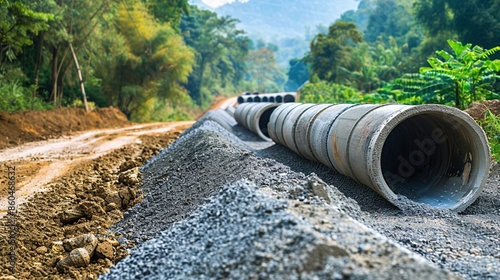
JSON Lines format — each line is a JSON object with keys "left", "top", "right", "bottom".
{"left": 237, "top": 96, "right": 245, "bottom": 104}
{"left": 224, "top": 106, "right": 235, "bottom": 117}
{"left": 283, "top": 93, "right": 296, "bottom": 103}
{"left": 237, "top": 92, "right": 298, "bottom": 104}
{"left": 281, "top": 103, "right": 317, "bottom": 153}
{"left": 200, "top": 109, "right": 237, "bottom": 132}
{"left": 293, "top": 104, "right": 334, "bottom": 161}
{"left": 235, "top": 103, "right": 280, "bottom": 141}
{"left": 268, "top": 103, "right": 302, "bottom": 145}
{"left": 265, "top": 103, "right": 490, "bottom": 211}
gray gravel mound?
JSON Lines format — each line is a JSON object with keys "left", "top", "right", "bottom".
{"left": 114, "top": 120, "right": 362, "bottom": 244}
{"left": 103, "top": 181, "right": 453, "bottom": 280}
{"left": 107, "top": 111, "right": 500, "bottom": 279}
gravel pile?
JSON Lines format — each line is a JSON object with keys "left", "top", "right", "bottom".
{"left": 102, "top": 181, "right": 453, "bottom": 280}
{"left": 103, "top": 109, "right": 500, "bottom": 279}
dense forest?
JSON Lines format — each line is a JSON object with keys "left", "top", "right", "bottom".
{"left": 1, "top": 0, "right": 499, "bottom": 128}
{"left": 0, "top": 0, "right": 258, "bottom": 121}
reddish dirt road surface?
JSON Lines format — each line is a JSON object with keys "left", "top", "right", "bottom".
{"left": 0, "top": 105, "right": 196, "bottom": 279}
{"left": 0, "top": 121, "right": 193, "bottom": 218}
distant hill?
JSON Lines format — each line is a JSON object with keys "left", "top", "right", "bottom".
{"left": 188, "top": 0, "right": 360, "bottom": 69}
{"left": 213, "top": 0, "right": 359, "bottom": 40}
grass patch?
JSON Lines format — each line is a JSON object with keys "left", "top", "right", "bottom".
{"left": 479, "top": 111, "right": 500, "bottom": 161}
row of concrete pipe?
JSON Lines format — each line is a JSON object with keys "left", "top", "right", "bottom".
{"left": 234, "top": 102, "right": 491, "bottom": 212}
{"left": 237, "top": 92, "right": 297, "bottom": 104}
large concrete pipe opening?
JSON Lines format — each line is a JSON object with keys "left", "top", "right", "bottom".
{"left": 377, "top": 110, "right": 490, "bottom": 211}
{"left": 235, "top": 103, "right": 280, "bottom": 141}
{"left": 237, "top": 96, "right": 245, "bottom": 104}
{"left": 255, "top": 106, "right": 277, "bottom": 140}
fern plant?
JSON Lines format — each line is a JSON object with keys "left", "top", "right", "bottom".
{"left": 393, "top": 40, "right": 500, "bottom": 109}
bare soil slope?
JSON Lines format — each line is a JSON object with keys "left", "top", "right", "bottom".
{"left": 0, "top": 107, "right": 130, "bottom": 150}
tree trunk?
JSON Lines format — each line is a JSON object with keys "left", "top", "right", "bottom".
{"left": 57, "top": 2, "right": 108, "bottom": 103}
{"left": 51, "top": 45, "right": 60, "bottom": 105}
{"left": 33, "top": 32, "right": 45, "bottom": 99}
{"left": 70, "top": 42, "right": 89, "bottom": 112}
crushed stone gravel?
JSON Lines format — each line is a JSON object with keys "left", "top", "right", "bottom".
{"left": 104, "top": 109, "right": 500, "bottom": 279}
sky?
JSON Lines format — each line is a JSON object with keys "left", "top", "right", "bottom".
{"left": 201, "top": 0, "right": 248, "bottom": 8}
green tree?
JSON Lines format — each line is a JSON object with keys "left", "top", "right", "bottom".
{"left": 309, "top": 20, "right": 363, "bottom": 83}
{"left": 285, "top": 58, "right": 309, "bottom": 91}
{"left": 96, "top": 1, "right": 194, "bottom": 119}
{"left": 364, "top": 0, "right": 421, "bottom": 47}
{"left": 414, "top": 0, "right": 500, "bottom": 51}
{"left": 246, "top": 46, "right": 286, "bottom": 93}
{"left": 143, "top": 0, "right": 189, "bottom": 29}
{"left": 180, "top": 6, "right": 249, "bottom": 107}
{"left": 0, "top": 0, "right": 53, "bottom": 64}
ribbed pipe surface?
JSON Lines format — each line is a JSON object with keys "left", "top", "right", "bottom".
{"left": 255, "top": 103, "right": 489, "bottom": 211}
{"left": 234, "top": 103, "right": 280, "bottom": 141}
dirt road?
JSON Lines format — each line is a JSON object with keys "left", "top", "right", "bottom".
{"left": 0, "top": 121, "right": 193, "bottom": 217}
{"left": 0, "top": 117, "right": 194, "bottom": 279}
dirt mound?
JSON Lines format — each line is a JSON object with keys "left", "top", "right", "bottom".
{"left": 465, "top": 99, "right": 500, "bottom": 120}
{"left": 0, "top": 107, "right": 130, "bottom": 150}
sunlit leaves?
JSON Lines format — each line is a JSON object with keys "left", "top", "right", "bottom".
{"left": 97, "top": 1, "right": 194, "bottom": 120}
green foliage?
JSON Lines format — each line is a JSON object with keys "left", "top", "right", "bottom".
{"left": 364, "top": 0, "right": 417, "bottom": 44}
{"left": 180, "top": 5, "right": 250, "bottom": 107}
{"left": 0, "top": 80, "right": 52, "bottom": 112}
{"left": 246, "top": 46, "right": 286, "bottom": 93}
{"left": 285, "top": 58, "right": 309, "bottom": 91}
{"left": 0, "top": 0, "right": 54, "bottom": 63}
{"left": 309, "top": 21, "right": 363, "bottom": 83}
{"left": 143, "top": 0, "right": 189, "bottom": 29}
{"left": 479, "top": 111, "right": 500, "bottom": 161}
{"left": 95, "top": 1, "right": 194, "bottom": 120}
{"left": 299, "top": 81, "right": 363, "bottom": 104}
{"left": 393, "top": 40, "right": 500, "bottom": 109}
{"left": 414, "top": 0, "right": 500, "bottom": 51}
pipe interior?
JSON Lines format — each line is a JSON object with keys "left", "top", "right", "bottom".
{"left": 262, "top": 97, "right": 269, "bottom": 102}
{"left": 284, "top": 94, "right": 295, "bottom": 103}
{"left": 259, "top": 107, "right": 278, "bottom": 137}
{"left": 247, "top": 97, "right": 254, "bottom": 102}
{"left": 270, "top": 97, "right": 275, "bottom": 102}
{"left": 276, "top": 96, "right": 283, "bottom": 103}
{"left": 380, "top": 113, "right": 481, "bottom": 209}
{"left": 237, "top": 96, "right": 244, "bottom": 104}
{"left": 254, "top": 96, "right": 261, "bottom": 102}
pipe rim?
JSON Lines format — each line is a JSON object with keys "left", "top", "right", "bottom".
{"left": 247, "top": 103, "right": 279, "bottom": 141}
{"left": 368, "top": 105, "right": 491, "bottom": 211}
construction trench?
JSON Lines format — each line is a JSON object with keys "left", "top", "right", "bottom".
{"left": 101, "top": 103, "right": 499, "bottom": 279}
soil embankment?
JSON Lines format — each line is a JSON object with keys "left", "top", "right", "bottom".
{"left": 0, "top": 107, "right": 130, "bottom": 150}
